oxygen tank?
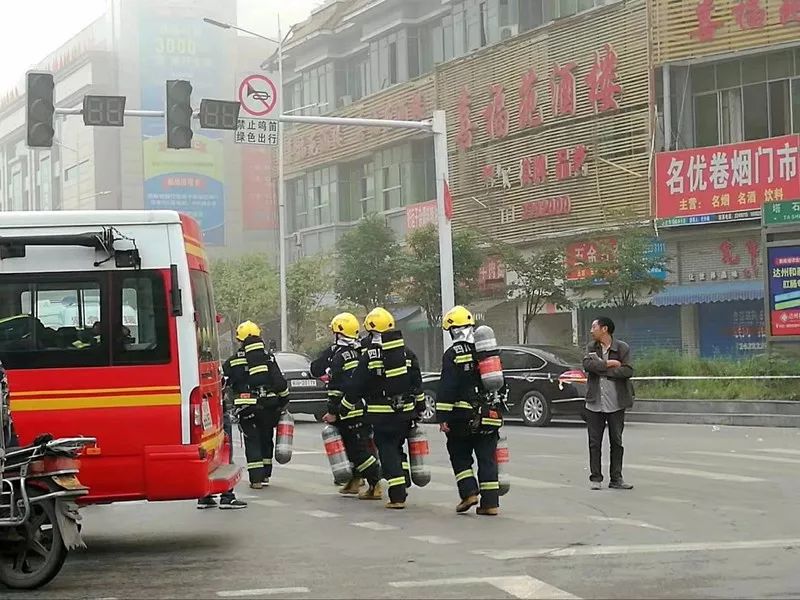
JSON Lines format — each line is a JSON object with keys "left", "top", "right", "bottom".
{"left": 474, "top": 325, "right": 504, "bottom": 392}
{"left": 407, "top": 423, "right": 431, "bottom": 487}
{"left": 367, "top": 429, "right": 381, "bottom": 470}
{"left": 496, "top": 431, "right": 510, "bottom": 496}
{"left": 274, "top": 411, "right": 294, "bottom": 464}
{"left": 321, "top": 424, "right": 353, "bottom": 484}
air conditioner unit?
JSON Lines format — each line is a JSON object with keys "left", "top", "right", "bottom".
{"left": 339, "top": 95, "right": 353, "bottom": 107}
{"left": 500, "top": 25, "right": 519, "bottom": 40}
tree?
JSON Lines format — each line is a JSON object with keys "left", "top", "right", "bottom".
{"left": 287, "top": 255, "right": 331, "bottom": 350}
{"left": 399, "top": 225, "right": 484, "bottom": 328}
{"left": 334, "top": 214, "right": 402, "bottom": 311}
{"left": 210, "top": 254, "right": 280, "bottom": 344}
{"left": 497, "top": 244, "right": 571, "bottom": 344}
{"left": 571, "top": 228, "right": 669, "bottom": 308}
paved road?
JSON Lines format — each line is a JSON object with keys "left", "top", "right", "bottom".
{"left": 18, "top": 419, "right": 800, "bottom": 599}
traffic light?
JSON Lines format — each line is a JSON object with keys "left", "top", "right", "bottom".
{"left": 166, "top": 80, "right": 193, "bottom": 149}
{"left": 26, "top": 72, "right": 55, "bottom": 148}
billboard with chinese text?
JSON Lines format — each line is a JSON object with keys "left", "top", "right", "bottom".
{"left": 566, "top": 238, "right": 667, "bottom": 282}
{"left": 242, "top": 146, "right": 278, "bottom": 230}
{"left": 406, "top": 200, "right": 437, "bottom": 231}
{"left": 139, "top": 10, "right": 227, "bottom": 245}
{"left": 655, "top": 135, "right": 800, "bottom": 223}
{"left": 768, "top": 245, "right": 800, "bottom": 336}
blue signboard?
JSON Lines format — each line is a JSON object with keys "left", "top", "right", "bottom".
{"left": 767, "top": 245, "right": 800, "bottom": 336}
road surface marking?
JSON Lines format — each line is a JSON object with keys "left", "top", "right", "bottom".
{"left": 303, "top": 510, "right": 340, "bottom": 518}
{"left": 351, "top": 521, "right": 399, "bottom": 531}
{"left": 280, "top": 463, "right": 331, "bottom": 475}
{"left": 428, "top": 465, "right": 568, "bottom": 489}
{"left": 688, "top": 451, "right": 800, "bottom": 465}
{"left": 409, "top": 535, "right": 459, "bottom": 545}
{"left": 250, "top": 499, "right": 288, "bottom": 508}
{"left": 291, "top": 450, "right": 324, "bottom": 455}
{"left": 473, "top": 538, "right": 800, "bottom": 560}
{"left": 389, "top": 575, "right": 578, "bottom": 599}
{"left": 499, "top": 514, "right": 667, "bottom": 531}
{"left": 757, "top": 448, "right": 800, "bottom": 456}
{"left": 217, "top": 587, "right": 309, "bottom": 597}
{"left": 647, "top": 496, "right": 693, "bottom": 504}
{"left": 625, "top": 464, "right": 764, "bottom": 482}
{"left": 586, "top": 516, "right": 669, "bottom": 532}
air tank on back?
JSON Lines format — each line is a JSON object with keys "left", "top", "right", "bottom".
{"left": 474, "top": 325, "right": 504, "bottom": 392}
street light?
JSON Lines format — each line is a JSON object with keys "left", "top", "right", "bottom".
{"left": 204, "top": 15, "right": 290, "bottom": 352}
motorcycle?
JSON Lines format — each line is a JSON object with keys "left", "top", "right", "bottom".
{"left": 0, "top": 411, "right": 95, "bottom": 589}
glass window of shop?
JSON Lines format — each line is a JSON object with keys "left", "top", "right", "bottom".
{"left": 306, "top": 167, "right": 335, "bottom": 227}
{"left": 287, "top": 178, "right": 307, "bottom": 233}
{"left": 339, "top": 161, "right": 376, "bottom": 222}
{"left": 301, "top": 63, "right": 333, "bottom": 115}
{"left": 691, "top": 49, "right": 800, "bottom": 146}
{"left": 376, "top": 146, "right": 407, "bottom": 211}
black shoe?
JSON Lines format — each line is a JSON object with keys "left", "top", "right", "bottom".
{"left": 196, "top": 496, "right": 218, "bottom": 509}
{"left": 609, "top": 480, "right": 634, "bottom": 490}
{"left": 219, "top": 498, "right": 248, "bottom": 510}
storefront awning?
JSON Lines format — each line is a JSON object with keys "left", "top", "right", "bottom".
{"left": 650, "top": 281, "right": 764, "bottom": 307}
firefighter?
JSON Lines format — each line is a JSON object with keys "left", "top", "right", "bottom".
{"left": 350, "top": 307, "right": 424, "bottom": 509}
{"left": 310, "top": 313, "right": 382, "bottom": 499}
{"left": 437, "top": 306, "right": 502, "bottom": 516}
{"left": 235, "top": 321, "right": 289, "bottom": 489}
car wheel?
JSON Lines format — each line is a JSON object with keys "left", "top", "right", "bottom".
{"left": 520, "top": 391, "right": 552, "bottom": 427}
{"left": 420, "top": 390, "right": 437, "bottom": 424}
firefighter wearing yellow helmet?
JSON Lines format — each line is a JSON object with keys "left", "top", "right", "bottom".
{"left": 310, "top": 313, "right": 383, "bottom": 499}
{"left": 438, "top": 306, "right": 503, "bottom": 516}
{"left": 349, "top": 307, "right": 424, "bottom": 509}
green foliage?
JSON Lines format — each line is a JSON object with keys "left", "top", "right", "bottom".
{"left": 287, "top": 255, "right": 331, "bottom": 350}
{"left": 210, "top": 254, "right": 279, "bottom": 339}
{"left": 572, "top": 228, "right": 669, "bottom": 308}
{"left": 399, "top": 224, "right": 484, "bottom": 327}
{"left": 496, "top": 243, "right": 571, "bottom": 344}
{"left": 334, "top": 215, "right": 402, "bottom": 310}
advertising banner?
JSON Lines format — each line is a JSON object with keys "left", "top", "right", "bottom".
{"left": 767, "top": 245, "right": 800, "bottom": 336}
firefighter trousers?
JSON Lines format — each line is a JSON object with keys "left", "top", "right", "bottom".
{"left": 241, "top": 408, "right": 279, "bottom": 484}
{"left": 338, "top": 422, "right": 381, "bottom": 486}
{"left": 373, "top": 420, "right": 411, "bottom": 503}
{"left": 446, "top": 428, "right": 500, "bottom": 509}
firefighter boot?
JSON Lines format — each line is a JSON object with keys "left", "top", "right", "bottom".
{"left": 358, "top": 482, "right": 383, "bottom": 500}
{"left": 456, "top": 495, "right": 479, "bottom": 514}
{"left": 385, "top": 501, "right": 406, "bottom": 509}
{"left": 477, "top": 506, "right": 499, "bottom": 516}
{"left": 339, "top": 477, "right": 364, "bottom": 495}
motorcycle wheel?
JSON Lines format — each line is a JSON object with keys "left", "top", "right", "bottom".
{"left": 0, "top": 489, "right": 68, "bottom": 590}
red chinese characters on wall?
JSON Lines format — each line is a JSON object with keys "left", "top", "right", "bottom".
{"left": 242, "top": 147, "right": 278, "bottom": 231}
{"left": 519, "top": 154, "right": 548, "bottom": 186}
{"left": 733, "top": 0, "right": 767, "bottom": 29}
{"left": 489, "top": 144, "right": 590, "bottom": 190}
{"left": 690, "top": 0, "right": 800, "bottom": 38}
{"left": 555, "top": 144, "right": 589, "bottom": 181}
{"left": 693, "top": 0, "right": 723, "bottom": 40}
{"left": 566, "top": 239, "right": 618, "bottom": 281}
{"left": 718, "top": 238, "right": 761, "bottom": 278}
{"left": 483, "top": 84, "right": 510, "bottom": 140}
{"left": 478, "top": 256, "right": 507, "bottom": 294}
{"left": 780, "top": 0, "right": 800, "bottom": 24}
{"left": 521, "top": 195, "right": 572, "bottom": 221}
{"left": 551, "top": 61, "right": 577, "bottom": 118}
{"left": 456, "top": 87, "right": 475, "bottom": 151}
{"left": 518, "top": 68, "right": 543, "bottom": 129}
{"left": 585, "top": 44, "right": 622, "bottom": 113}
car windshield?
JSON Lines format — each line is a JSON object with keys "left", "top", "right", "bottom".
{"left": 532, "top": 345, "right": 584, "bottom": 367}
{"left": 275, "top": 352, "right": 311, "bottom": 372}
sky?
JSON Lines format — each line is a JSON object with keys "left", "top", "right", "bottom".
{"left": 0, "top": 0, "right": 321, "bottom": 93}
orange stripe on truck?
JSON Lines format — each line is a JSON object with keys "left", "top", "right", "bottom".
{"left": 11, "top": 393, "right": 182, "bottom": 412}
{"left": 13, "top": 386, "right": 180, "bottom": 399}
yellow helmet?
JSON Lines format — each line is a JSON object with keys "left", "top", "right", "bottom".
{"left": 442, "top": 305, "right": 475, "bottom": 330}
{"left": 364, "top": 307, "right": 395, "bottom": 333}
{"left": 236, "top": 320, "right": 261, "bottom": 342}
{"left": 330, "top": 312, "right": 359, "bottom": 339}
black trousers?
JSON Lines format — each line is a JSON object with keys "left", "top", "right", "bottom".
{"left": 373, "top": 420, "right": 411, "bottom": 503}
{"left": 339, "top": 421, "right": 381, "bottom": 486}
{"left": 446, "top": 428, "right": 500, "bottom": 509}
{"left": 585, "top": 408, "right": 626, "bottom": 483}
{"left": 242, "top": 408, "right": 279, "bottom": 483}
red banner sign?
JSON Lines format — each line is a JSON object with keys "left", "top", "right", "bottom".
{"left": 566, "top": 238, "right": 617, "bottom": 281}
{"left": 406, "top": 200, "right": 437, "bottom": 231}
{"left": 521, "top": 195, "right": 571, "bottom": 220}
{"left": 242, "top": 146, "right": 278, "bottom": 230}
{"left": 655, "top": 135, "right": 800, "bottom": 220}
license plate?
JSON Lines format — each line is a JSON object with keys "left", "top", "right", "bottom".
{"left": 52, "top": 475, "right": 87, "bottom": 491}
{"left": 201, "top": 397, "right": 213, "bottom": 431}
{"left": 291, "top": 379, "right": 317, "bottom": 388}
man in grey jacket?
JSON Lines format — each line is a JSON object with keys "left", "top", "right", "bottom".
{"left": 582, "top": 317, "right": 634, "bottom": 490}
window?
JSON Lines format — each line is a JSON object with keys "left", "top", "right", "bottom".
{"left": 742, "top": 83, "right": 769, "bottom": 140}
{"left": 694, "top": 94, "right": 719, "bottom": 147}
{"left": 498, "top": 349, "right": 545, "bottom": 370}
{"left": 388, "top": 41, "right": 398, "bottom": 85}
{"left": 520, "top": 0, "right": 544, "bottom": 31}
{"left": 720, "top": 88, "right": 742, "bottom": 143}
{"left": 0, "top": 275, "right": 107, "bottom": 369}
{"left": 769, "top": 80, "right": 790, "bottom": 137}
{"left": 114, "top": 272, "right": 170, "bottom": 365}
{"left": 479, "top": 2, "right": 488, "bottom": 47}
{"left": 288, "top": 178, "right": 307, "bottom": 232}
{"left": 189, "top": 271, "right": 219, "bottom": 363}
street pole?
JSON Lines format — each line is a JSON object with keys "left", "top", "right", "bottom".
{"left": 277, "top": 15, "right": 289, "bottom": 352}
{"left": 432, "top": 109, "right": 455, "bottom": 351}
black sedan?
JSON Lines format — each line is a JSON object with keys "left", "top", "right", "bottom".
{"left": 419, "top": 345, "right": 588, "bottom": 427}
{"left": 274, "top": 351, "right": 329, "bottom": 421}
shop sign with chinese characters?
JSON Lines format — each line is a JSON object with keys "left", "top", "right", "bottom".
{"left": 768, "top": 245, "right": 800, "bottom": 336}
{"left": 566, "top": 238, "right": 667, "bottom": 282}
{"left": 655, "top": 135, "right": 800, "bottom": 224}
{"left": 235, "top": 118, "right": 279, "bottom": 146}
{"left": 406, "top": 200, "right": 437, "bottom": 231}
{"left": 764, "top": 199, "right": 800, "bottom": 225}
{"left": 478, "top": 256, "right": 507, "bottom": 294}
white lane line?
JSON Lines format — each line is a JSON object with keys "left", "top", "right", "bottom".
{"left": 291, "top": 450, "right": 325, "bottom": 455}
{"left": 586, "top": 516, "right": 669, "bottom": 532}
{"left": 389, "top": 575, "right": 578, "bottom": 599}
{"left": 409, "top": 535, "right": 459, "bottom": 545}
{"left": 688, "top": 451, "right": 800, "bottom": 465}
{"left": 351, "top": 521, "right": 399, "bottom": 531}
{"left": 217, "top": 587, "right": 310, "bottom": 597}
{"left": 497, "top": 513, "right": 668, "bottom": 531}
{"left": 250, "top": 499, "right": 288, "bottom": 508}
{"left": 473, "top": 538, "right": 800, "bottom": 560}
{"left": 625, "top": 464, "right": 764, "bottom": 483}
{"left": 647, "top": 496, "right": 693, "bottom": 504}
{"left": 279, "top": 463, "right": 331, "bottom": 475}
{"left": 303, "top": 510, "right": 340, "bottom": 518}
{"left": 757, "top": 448, "right": 800, "bottom": 456}
{"left": 428, "top": 465, "right": 568, "bottom": 489}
